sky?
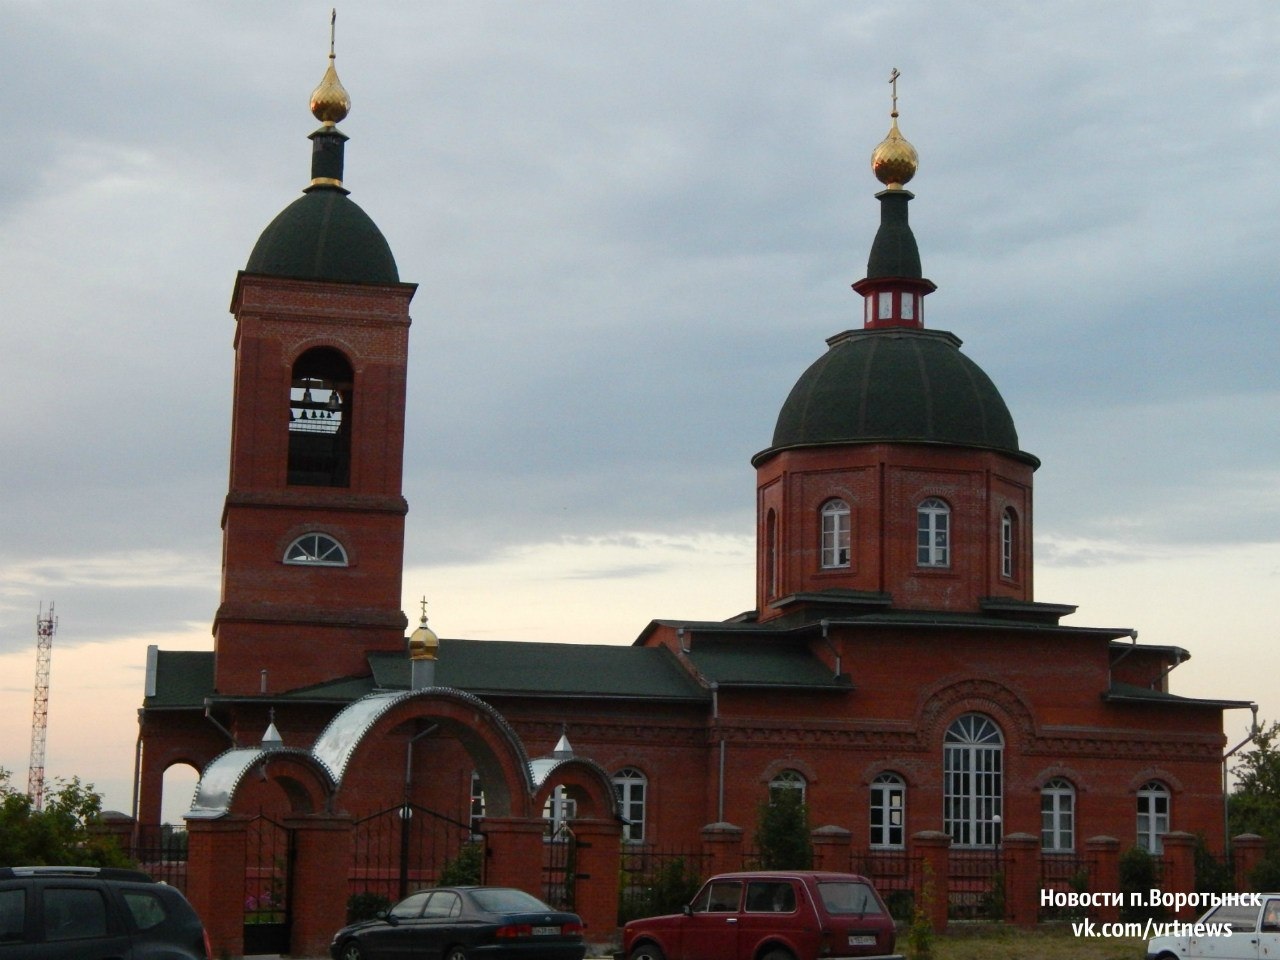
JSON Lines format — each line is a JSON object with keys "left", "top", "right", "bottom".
{"left": 1, "top": 1, "right": 1278, "bottom": 822}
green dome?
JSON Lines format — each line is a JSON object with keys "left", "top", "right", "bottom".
{"left": 758, "top": 327, "right": 1037, "bottom": 466}
{"left": 245, "top": 187, "right": 399, "bottom": 284}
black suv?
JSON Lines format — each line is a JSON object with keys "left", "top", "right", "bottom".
{"left": 0, "top": 866, "right": 210, "bottom": 959}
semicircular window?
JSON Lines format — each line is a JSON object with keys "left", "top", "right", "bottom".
{"left": 284, "top": 533, "right": 348, "bottom": 566}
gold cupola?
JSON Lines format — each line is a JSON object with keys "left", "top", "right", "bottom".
{"left": 871, "top": 67, "right": 918, "bottom": 190}
{"left": 409, "top": 612, "right": 440, "bottom": 662}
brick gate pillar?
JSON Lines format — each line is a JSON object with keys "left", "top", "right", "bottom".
{"left": 1233, "top": 834, "right": 1265, "bottom": 891}
{"left": 570, "top": 818, "right": 622, "bottom": 945}
{"left": 910, "top": 830, "right": 951, "bottom": 934}
{"left": 1000, "top": 833, "right": 1039, "bottom": 928}
{"left": 186, "top": 817, "right": 248, "bottom": 960}
{"left": 285, "top": 814, "right": 353, "bottom": 959}
{"left": 811, "top": 825, "right": 852, "bottom": 872}
{"left": 481, "top": 817, "right": 546, "bottom": 894}
{"left": 1161, "top": 831, "right": 1197, "bottom": 918}
{"left": 1084, "top": 836, "right": 1120, "bottom": 924}
{"left": 701, "top": 822, "right": 744, "bottom": 876}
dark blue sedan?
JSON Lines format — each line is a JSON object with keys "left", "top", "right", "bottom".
{"left": 329, "top": 886, "right": 586, "bottom": 960}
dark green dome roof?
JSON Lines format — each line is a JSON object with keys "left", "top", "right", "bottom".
{"left": 758, "top": 327, "right": 1036, "bottom": 466}
{"left": 245, "top": 187, "right": 399, "bottom": 284}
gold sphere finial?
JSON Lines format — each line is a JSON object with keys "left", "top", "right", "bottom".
{"left": 871, "top": 67, "right": 918, "bottom": 190}
{"left": 310, "top": 9, "right": 351, "bottom": 126}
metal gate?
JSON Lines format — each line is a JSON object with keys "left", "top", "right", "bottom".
{"left": 243, "top": 815, "right": 292, "bottom": 955}
{"left": 543, "top": 823, "right": 578, "bottom": 911}
{"left": 350, "top": 802, "right": 483, "bottom": 907}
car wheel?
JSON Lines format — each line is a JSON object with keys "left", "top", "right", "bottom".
{"left": 761, "top": 951, "right": 796, "bottom": 960}
{"left": 444, "top": 946, "right": 468, "bottom": 960}
{"left": 337, "top": 940, "right": 364, "bottom": 960}
{"left": 628, "top": 944, "right": 666, "bottom": 960}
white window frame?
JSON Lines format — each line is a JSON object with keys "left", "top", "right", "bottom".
{"left": 943, "top": 714, "right": 1003, "bottom": 847}
{"left": 769, "top": 769, "right": 806, "bottom": 804}
{"left": 613, "top": 767, "right": 647, "bottom": 844}
{"left": 543, "top": 785, "right": 577, "bottom": 840}
{"left": 469, "top": 771, "right": 485, "bottom": 838}
{"left": 917, "top": 498, "right": 950, "bottom": 567}
{"left": 1040, "top": 778, "right": 1075, "bottom": 852}
{"left": 1137, "top": 781, "right": 1170, "bottom": 854}
{"left": 820, "top": 499, "right": 852, "bottom": 569}
{"left": 1001, "top": 508, "right": 1016, "bottom": 579}
{"left": 870, "top": 772, "right": 906, "bottom": 849}
{"left": 283, "top": 532, "right": 348, "bottom": 566}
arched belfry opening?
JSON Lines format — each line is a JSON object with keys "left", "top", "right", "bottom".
{"left": 288, "top": 346, "right": 353, "bottom": 487}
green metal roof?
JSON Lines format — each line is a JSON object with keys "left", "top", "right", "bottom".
{"left": 1103, "top": 682, "right": 1253, "bottom": 710}
{"left": 685, "top": 638, "right": 850, "bottom": 690}
{"left": 758, "top": 327, "right": 1036, "bottom": 466}
{"left": 245, "top": 187, "right": 399, "bottom": 284}
{"left": 144, "top": 650, "right": 214, "bottom": 708}
{"left": 369, "top": 640, "right": 708, "bottom": 701}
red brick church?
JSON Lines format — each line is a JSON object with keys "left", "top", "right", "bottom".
{"left": 132, "top": 50, "right": 1253, "bottom": 958}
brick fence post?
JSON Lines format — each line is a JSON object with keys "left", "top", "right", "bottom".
{"left": 185, "top": 816, "right": 248, "bottom": 960}
{"left": 285, "top": 814, "right": 353, "bottom": 959}
{"left": 811, "top": 825, "right": 852, "bottom": 872}
{"left": 569, "top": 818, "right": 622, "bottom": 948}
{"left": 1161, "top": 831, "right": 1197, "bottom": 919}
{"left": 911, "top": 830, "right": 951, "bottom": 934}
{"left": 1000, "top": 833, "right": 1039, "bottom": 928}
{"left": 701, "top": 822, "right": 744, "bottom": 877}
{"left": 1085, "top": 836, "right": 1121, "bottom": 924}
{"left": 1233, "top": 834, "right": 1266, "bottom": 891}
{"left": 481, "top": 817, "right": 546, "bottom": 894}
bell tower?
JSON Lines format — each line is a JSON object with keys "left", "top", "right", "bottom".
{"left": 214, "top": 32, "right": 417, "bottom": 695}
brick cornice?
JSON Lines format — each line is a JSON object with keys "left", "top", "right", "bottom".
{"left": 223, "top": 491, "right": 408, "bottom": 515}
{"left": 214, "top": 602, "right": 408, "bottom": 631}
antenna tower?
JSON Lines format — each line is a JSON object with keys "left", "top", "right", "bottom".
{"left": 27, "top": 602, "right": 57, "bottom": 811}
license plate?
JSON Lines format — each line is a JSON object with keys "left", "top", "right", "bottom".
{"left": 532, "top": 926, "right": 559, "bottom": 936}
{"left": 849, "top": 934, "right": 877, "bottom": 945}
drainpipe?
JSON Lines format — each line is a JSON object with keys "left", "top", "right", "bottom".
{"left": 1223, "top": 704, "right": 1261, "bottom": 853}
{"left": 1107, "top": 630, "right": 1139, "bottom": 688}
{"left": 818, "top": 619, "right": 841, "bottom": 678}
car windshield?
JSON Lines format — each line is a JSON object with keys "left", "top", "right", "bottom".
{"left": 818, "top": 881, "right": 884, "bottom": 916}
{"left": 469, "top": 889, "right": 553, "bottom": 914}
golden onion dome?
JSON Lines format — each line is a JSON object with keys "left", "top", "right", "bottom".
{"left": 310, "top": 12, "right": 350, "bottom": 125}
{"left": 310, "top": 57, "right": 350, "bottom": 125}
{"left": 871, "top": 68, "right": 917, "bottom": 190}
{"left": 871, "top": 115, "right": 917, "bottom": 189}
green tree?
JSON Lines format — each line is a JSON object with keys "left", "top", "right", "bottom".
{"left": 754, "top": 787, "right": 812, "bottom": 870}
{"left": 0, "top": 767, "right": 131, "bottom": 867}
{"left": 1230, "top": 720, "right": 1280, "bottom": 887}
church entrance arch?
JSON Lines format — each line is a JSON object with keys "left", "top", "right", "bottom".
{"left": 311, "top": 689, "right": 536, "bottom": 905}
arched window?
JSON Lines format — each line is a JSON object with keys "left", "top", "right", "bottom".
{"left": 917, "top": 498, "right": 950, "bottom": 567}
{"left": 943, "top": 714, "right": 1003, "bottom": 847}
{"left": 765, "top": 509, "right": 778, "bottom": 599}
{"left": 870, "top": 773, "right": 906, "bottom": 848}
{"left": 1001, "top": 508, "right": 1017, "bottom": 579}
{"left": 613, "top": 767, "right": 647, "bottom": 843}
{"left": 1040, "top": 778, "right": 1075, "bottom": 852}
{"left": 288, "top": 347, "right": 353, "bottom": 487}
{"left": 820, "top": 499, "right": 851, "bottom": 569}
{"left": 283, "top": 532, "right": 348, "bottom": 566}
{"left": 769, "top": 769, "right": 806, "bottom": 804}
{"left": 1137, "top": 781, "right": 1170, "bottom": 854}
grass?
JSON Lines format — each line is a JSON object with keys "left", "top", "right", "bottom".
{"left": 924, "top": 922, "right": 1147, "bottom": 960}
